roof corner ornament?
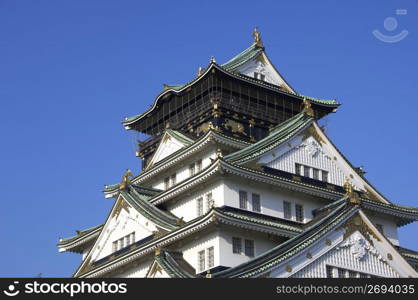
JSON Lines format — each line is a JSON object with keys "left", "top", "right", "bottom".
{"left": 120, "top": 169, "right": 133, "bottom": 190}
{"left": 165, "top": 121, "right": 171, "bottom": 129}
{"left": 176, "top": 217, "right": 185, "bottom": 226}
{"left": 196, "top": 66, "right": 204, "bottom": 77}
{"left": 344, "top": 179, "right": 360, "bottom": 205}
{"left": 216, "top": 149, "right": 223, "bottom": 159}
{"left": 302, "top": 97, "right": 315, "bottom": 118}
{"left": 205, "top": 270, "right": 212, "bottom": 278}
{"left": 210, "top": 56, "right": 216, "bottom": 64}
{"left": 155, "top": 247, "right": 161, "bottom": 256}
{"left": 252, "top": 27, "right": 263, "bottom": 48}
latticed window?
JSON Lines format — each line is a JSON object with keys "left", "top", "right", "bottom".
{"left": 283, "top": 201, "right": 291, "bottom": 219}
{"left": 232, "top": 237, "right": 242, "bottom": 254}
{"left": 207, "top": 247, "right": 214, "bottom": 268}
{"left": 252, "top": 193, "right": 261, "bottom": 212}
{"left": 295, "top": 163, "right": 302, "bottom": 175}
{"left": 313, "top": 168, "right": 320, "bottom": 180}
{"left": 244, "top": 239, "right": 255, "bottom": 257}
{"left": 206, "top": 193, "right": 213, "bottom": 211}
{"left": 196, "top": 159, "right": 202, "bottom": 172}
{"left": 189, "top": 163, "right": 195, "bottom": 176}
{"left": 338, "top": 268, "right": 346, "bottom": 278}
{"left": 326, "top": 266, "right": 334, "bottom": 278}
{"left": 170, "top": 173, "right": 177, "bottom": 186}
{"left": 164, "top": 177, "right": 170, "bottom": 190}
{"left": 198, "top": 250, "right": 205, "bottom": 273}
{"left": 322, "top": 170, "right": 329, "bottom": 182}
{"left": 239, "top": 191, "right": 248, "bottom": 209}
{"left": 303, "top": 165, "right": 310, "bottom": 177}
{"left": 112, "top": 241, "right": 117, "bottom": 253}
{"left": 295, "top": 204, "right": 304, "bottom": 222}
{"left": 197, "top": 197, "right": 204, "bottom": 217}
{"left": 130, "top": 232, "right": 135, "bottom": 244}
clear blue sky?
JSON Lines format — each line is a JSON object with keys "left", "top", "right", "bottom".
{"left": 0, "top": 1, "right": 417, "bottom": 277}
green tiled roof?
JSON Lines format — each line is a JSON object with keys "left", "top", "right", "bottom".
{"left": 59, "top": 224, "right": 103, "bottom": 245}
{"left": 225, "top": 112, "right": 313, "bottom": 164}
{"left": 166, "top": 129, "right": 195, "bottom": 145}
{"left": 222, "top": 42, "right": 264, "bottom": 71}
{"left": 212, "top": 199, "right": 357, "bottom": 278}
{"left": 215, "top": 206, "right": 302, "bottom": 234}
{"left": 121, "top": 186, "right": 179, "bottom": 231}
{"left": 154, "top": 250, "right": 196, "bottom": 278}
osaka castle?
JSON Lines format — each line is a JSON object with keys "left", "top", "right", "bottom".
{"left": 58, "top": 29, "right": 418, "bottom": 278}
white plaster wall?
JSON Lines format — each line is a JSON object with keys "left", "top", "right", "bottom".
{"left": 218, "top": 227, "right": 277, "bottom": 268}
{"left": 91, "top": 203, "right": 156, "bottom": 262}
{"left": 111, "top": 257, "right": 153, "bottom": 278}
{"left": 180, "top": 231, "right": 220, "bottom": 274}
{"left": 291, "top": 235, "right": 399, "bottom": 278}
{"left": 224, "top": 177, "right": 325, "bottom": 223}
{"left": 151, "top": 149, "right": 216, "bottom": 190}
{"left": 236, "top": 57, "right": 284, "bottom": 87}
{"left": 265, "top": 136, "right": 347, "bottom": 187}
{"left": 166, "top": 180, "right": 225, "bottom": 222}
{"left": 368, "top": 215, "right": 399, "bottom": 246}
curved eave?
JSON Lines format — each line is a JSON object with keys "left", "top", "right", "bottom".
{"left": 58, "top": 225, "right": 103, "bottom": 253}
{"left": 123, "top": 63, "right": 339, "bottom": 130}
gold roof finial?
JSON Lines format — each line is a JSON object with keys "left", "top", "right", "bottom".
{"left": 120, "top": 169, "right": 133, "bottom": 190}
{"left": 344, "top": 178, "right": 360, "bottom": 204}
{"left": 165, "top": 121, "right": 171, "bottom": 129}
{"left": 302, "top": 97, "right": 315, "bottom": 118}
{"left": 253, "top": 27, "right": 263, "bottom": 48}
{"left": 210, "top": 56, "right": 216, "bottom": 64}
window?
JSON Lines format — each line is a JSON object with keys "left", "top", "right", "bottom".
{"left": 260, "top": 74, "right": 265, "bottom": 81}
{"left": 164, "top": 177, "right": 170, "bottom": 190}
{"left": 322, "top": 171, "right": 329, "bottom": 183}
{"left": 326, "top": 266, "right": 334, "bottom": 278}
{"left": 338, "top": 268, "right": 346, "bottom": 278}
{"left": 198, "top": 250, "right": 205, "bottom": 273}
{"left": 295, "top": 163, "right": 302, "bottom": 175}
{"left": 254, "top": 72, "right": 259, "bottom": 79}
{"left": 252, "top": 193, "right": 261, "bottom": 212}
{"left": 239, "top": 191, "right": 248, "bottom": 209}
{"left": 313, "top": 168, "right": 320, "bottom": 180}
{"left": 244, "top": 239, "right": 255, "bottom": 257}
{"left": 232, "top": 237, "right": 242, "bottom": 254}
{"left": 189, "top": 163, "right": 195, "bottom": 176}
{"left": 295, "top": 204, "right": 304, "bottom": 222}
{"left": 303, "top": 165, "right": 310, "bottom": 177}
{"left": 196, "top": 159, "right": 202, "bottom": 172}
{"left": 207, "top": 247, "right": 214, "bottom": 268}
{"left": 197, "top": 197, "right": 204, "bottom": 217}
{"left": 206, "top": 193, "right": 213, "bottom": 211}
{"left": 283, "top": 201, "right": 292, "bottom": 219}
{"left": 170, "top": 173, "right": 176, "bottom": 186}
{"left": 112, "top": 232, "right": 135, "bottom": 253}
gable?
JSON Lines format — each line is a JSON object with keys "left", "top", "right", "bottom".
{"left": 235, "top": 52, "right": 295, "bottom": 93}
{"left": 266, "top": 210, "right": 417, "bottom": 278}
{"left": 291, "top": 231, "right": 400, "bottom": 278}
{"left": 146, "top": 130, "right": 192, "bottom": 169}
{"left": 257, "top": 122, "right": 389, "bottom": 203}
{"left": 89, "top": 195, "right": 157, "bottom": 263}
